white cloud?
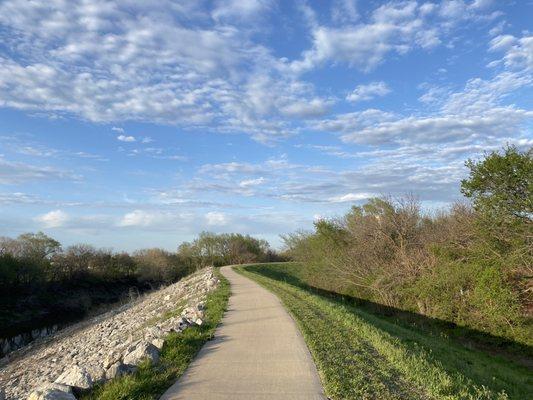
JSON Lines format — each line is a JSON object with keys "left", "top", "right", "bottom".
{"left": 117, "top": 135, "right": 136, "bottom": 142}
{"left": 35, "top": 210, "right": 69, "bottom": 228}
{"left": 489, "top": 34, "right": 533, "bottom": 72}
{"left": 0, "top": 1, "right": 329, "bottom": 144}
{"left": 288, "top": 1, "right": 498, "bottom": 73}
{"left": 0, "top": 0, "right": 503, "bottom": 146}
{"left": 346, "top": 81, "right": 391, "bottom": 103}
{"left": 0, "top": 157, "right": 79, "bottom": 184}
{"left": 280, "top": 98, "right": 332, "bottom": 118}
{"left": 319, "top": 71, "right": 532, "bottom": 147}
{"left": 212, "top": 0, "right": 272, "bottom": 21}
{"left": 239, "top": 177, "right": 266, "bottom": 187}
{"left": 337, "top": 109, "right": 530, "bottom": 146}
{"left": 329, "top": 193, "right": 375, "bottom": 202}
{"left": 489, "top": 34, "right": 516, "bottom": 52}
{"left": 205, "top": 211, "right": 228, "bottom": 226}
{"left": 331, "top": 0, "right": 359, "bottom": 24}
{"left": 118, "top": 210, "right": 159, "bottom": 227}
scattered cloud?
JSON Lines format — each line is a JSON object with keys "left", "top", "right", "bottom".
{"left": 117, "top": 135, "right": 136, "bottom": 142}
{"left": 239, "top": 177, "right": 266, "bottom": 187}
{"left": 318, "top": 71, "right": 532, "bottom": 148}
{"left": 0, "top": 1, "right": 503, "bottom": 145}
{"left": 329, "top": 193, "right": 375, "bottom": 203}
{"left": 205, "top": 211, "right": 228, "bottom": 226}
{"left": 331, "top": 0, "right": 359, "bottom": 24}
{"left": 212, "top": 0, "right": 273, "bottom": 22}
{"left": 346, "top": 81, "right": 391, "bottom": 103}
{"left": 287, "top": 1, "right": 498, "bottom": 73}
{"left": 0, "top": 192, "right": 42, "bottom": 205}
{"left": 35, "top": 210, "right": 69, "bottom": 228}
{"left": 118, "top": 210, "right": 161, "bottom": 227}
{"left": 488, "top": 34, "right": 533, "bottom": 71}
{"left": 0, "top": 1, "right": 530, "bottom": 250}
{"left": 0, "top": 157, "right": 79, "bottom": 184}
{"left": 1, "top": 135, "right": 107, "bottom": 161}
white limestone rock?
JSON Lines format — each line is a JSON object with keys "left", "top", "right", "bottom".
{"left": 151, "top": 338, "right": 165, "bottom": 350}
{"left": 54, "top": 365, "right": 93, "bottom": 390}
{"left": 0, "top": 267, "right": 218, "bottom": 400}
{"left": 104, "top": 361, "right": 130, "bottom": 380}
{"left": 27, "top": 383, "right": 75, "bottom": 400}
{"left": 103, "top": 351, "right": 121, "bottom": 369}
{"left": 123, "top": 341, "right": 159, "bottom": 366}
{"left": 85, "top": 364, "right": 106, "bottom": 385}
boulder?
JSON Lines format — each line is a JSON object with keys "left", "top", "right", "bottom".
{"left": 103, "top": 351, "right": 121, "bottom": 369}
{"left": 123, "top": 341, "right": 159, "bottom": 366}
{"left": 151, "top": 338, "right": 165, "bottom": 350}
{"left": 181, "top": 307, "right": 195, "bottom": 317}
{"left": 105, "top": 361, "right": 130, "bottom": 380}
{"left": 28, "top": 383, "right": 75, "bottom": 400}
{"left": 85, "top": 364, "right": 106, "bottom": 384}
{"left": 145, "top": 326, "right": 163, "bottom": 340}
{"left": 54, "top": 365, "right": 93, "bottom": 390}
{"left": 173, "top": 317, "right": 189, "bottom": 332}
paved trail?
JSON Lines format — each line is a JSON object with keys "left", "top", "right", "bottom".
{"left": 160, "top": 265, "right": 325, "bottom": 400}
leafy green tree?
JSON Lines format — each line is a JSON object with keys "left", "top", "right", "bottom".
{"left": 18, "top": 231, "right": 61, "bottom": 259}
{"left": 461, "top": 145, "right": 532, "bottom": 221}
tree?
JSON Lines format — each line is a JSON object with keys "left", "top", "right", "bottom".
{"left": 461, "top": 145, "right": 532, "bottom": 222}
{"left": 134, "top": 248, "right": 182, "bottom": 284}
{"left": 178, "top": 232, "right": 273, "bottom": 267}
{"left": 1, "top": 232, "right": 61, "bottom": 261}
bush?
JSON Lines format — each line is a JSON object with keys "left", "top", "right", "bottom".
{"left": 283, "top": 146, "right": 532, "bottom": 344}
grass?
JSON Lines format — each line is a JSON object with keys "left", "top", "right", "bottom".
{"left": 236, "top": 263, "right": 533, "bottom": 400}
{"left": 80, "top": 269, "right": 230, "bottom": 400}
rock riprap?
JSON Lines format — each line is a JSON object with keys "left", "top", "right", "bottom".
{"left": 0, "top": 268, "right": 219, "bottom": 400}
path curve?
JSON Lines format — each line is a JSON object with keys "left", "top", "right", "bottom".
{"left": 160, "top": 265, "right": 326, "bottom": 400}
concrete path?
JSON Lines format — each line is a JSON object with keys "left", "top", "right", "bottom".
{"left": 160, "top": 265, "right": 326, "bottom": 400}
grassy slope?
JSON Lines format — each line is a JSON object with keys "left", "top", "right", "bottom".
{"left": 236, "top": 263, "right": 532, "bottom": 400}
{"left": 81, "top": 270, "right": 230, "bottom": 400}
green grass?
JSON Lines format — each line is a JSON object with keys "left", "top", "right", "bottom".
{"left": 236, "top": 263, "right": 532, "bottom": 400}
{"left": 81, "top": 270, "right": 230, "bottom": 400}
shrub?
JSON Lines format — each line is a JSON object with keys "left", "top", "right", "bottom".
{"left": 283, "top": 146, "right": 532, "bottom": 344}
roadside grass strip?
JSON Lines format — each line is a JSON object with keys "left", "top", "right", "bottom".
{"left": 81, "top": 270, "right": 230, "bottom": 400}
{"left": 236, "top": 263, "right": 532, "bottom": 400}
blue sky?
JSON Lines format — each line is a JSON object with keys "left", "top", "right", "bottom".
{"left": 0, "top": 0, "right": 532, "bottom": 251}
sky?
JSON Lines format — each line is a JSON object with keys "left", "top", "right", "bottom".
{"left": 0, "top": 0, "right": 532, "bottom": 251}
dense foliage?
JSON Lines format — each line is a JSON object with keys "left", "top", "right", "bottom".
{"left": 177, "top": 231, "right": 283, "bottom": 267}
{"left": 283, "top": 146, "right": 532, "bottom": 344}
{"left": 0, "top": 231, "right": 275, "bottom": 338}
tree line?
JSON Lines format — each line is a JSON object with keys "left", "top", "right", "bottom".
{"left": 0, "top": 231, "right": 280, "bottom": 338}
{"left": 282, "top": 146, "right": 532, "bottom": 345}
{"left": 0, "top": 231, "right": 280, "bottom": 293}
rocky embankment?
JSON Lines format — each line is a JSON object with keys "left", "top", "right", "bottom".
{"left": 0, "top": 268, "right": 219, "bottom": 400}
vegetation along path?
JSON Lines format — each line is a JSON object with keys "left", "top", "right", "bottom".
{"left": 160, "top": 265, "right": 326, "bottom": 400}
{"left": 236, "top": 263, "right": 533, "bottom": 400}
